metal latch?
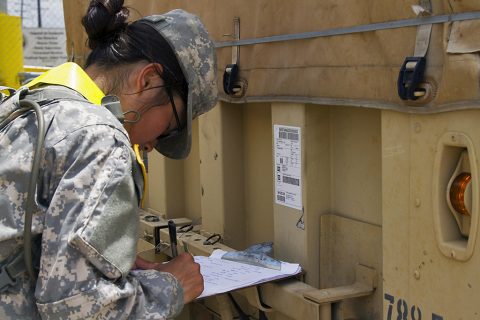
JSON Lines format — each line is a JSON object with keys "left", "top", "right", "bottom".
{"left": 101, "top": 95, "right": 124, "bottom": 123}
{"left": 223, "top": 63, "right": 240, "bottom": 95}
{"left": 397, "top": 56, "right": 426, "bottom": 100}
{"left": 223, "top": 17, "right": 245, "bottom": 96}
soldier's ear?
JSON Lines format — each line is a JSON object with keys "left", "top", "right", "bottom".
{"left": 138, "top": 63, "right": 164, "bottom": 91}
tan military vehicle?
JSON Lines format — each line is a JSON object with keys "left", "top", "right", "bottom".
{"left": 63, "top": 1, "right": 480, "bottom": 319}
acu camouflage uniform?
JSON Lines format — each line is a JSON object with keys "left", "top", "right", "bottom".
{"left": 0, "top": 9, "right": 216, "bottom": 319}
{"left": 0, "top": 84, "right": 183, "bottom": 319}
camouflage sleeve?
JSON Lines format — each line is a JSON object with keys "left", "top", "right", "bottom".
{"left": 34, "top": 123, "right": 184, "bottom": 319}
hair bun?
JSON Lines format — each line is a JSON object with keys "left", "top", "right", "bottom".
{"left": 82, "top": 0, "right": 129, "bottom": 50}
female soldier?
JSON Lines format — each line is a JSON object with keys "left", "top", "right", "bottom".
{"left": 0, "top": 0, "right": 217, "bottom": 318}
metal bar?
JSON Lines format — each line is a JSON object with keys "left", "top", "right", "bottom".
{"left": 215, "top": 11, "right": 480, "bottom": 48}
{"left": 37, "top": 0, "right": 41, "bottom": 28}
{"left": 231, "top": 17, "right": 240, "bottom": 65}
{"left": 0, "top": 0, "right": 6, "bottom": 13}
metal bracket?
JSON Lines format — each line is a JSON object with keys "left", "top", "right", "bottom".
{"left": 231, "top": 17, "right": 240, "bottom": 66}
{"left": 303, "top": 264, "right": 377, "bottom": 319}
{"left": 223, "top": 17, "right": 246, "bottom": 96}
{"left": 303, "top": 264, "right": 377, "bottom": 304}
{"left": 101, "top": 95, "right": 124, "bottom": 123}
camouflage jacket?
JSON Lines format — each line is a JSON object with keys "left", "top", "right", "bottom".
{"left": 0, "top": 86, "right": 183, "bottom": 319}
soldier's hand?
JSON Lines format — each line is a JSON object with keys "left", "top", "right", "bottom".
{"left": 133, "top": 253, "right": 204, "bottom": 303}
{"left": 163, "top": 253, "right": 204, "bottom": 303}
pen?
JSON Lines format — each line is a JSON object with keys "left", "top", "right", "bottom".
{"left": 168, "top": 220, "right": 178, "bottom": 257}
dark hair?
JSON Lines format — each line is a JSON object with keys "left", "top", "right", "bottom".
{"left": 81, "top": 0, "right": 188, "bottom": 102}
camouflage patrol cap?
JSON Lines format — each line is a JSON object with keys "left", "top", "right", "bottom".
{"left": 138, "top": 9, "right": 218, "bottom": 159}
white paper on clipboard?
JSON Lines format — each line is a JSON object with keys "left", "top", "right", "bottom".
{"left": 195, "top": 250, "right": 301, "bottom": 299}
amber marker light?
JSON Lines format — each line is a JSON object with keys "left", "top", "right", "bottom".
{"left": 449, "top": 172, "right": 472, "bottom": 216}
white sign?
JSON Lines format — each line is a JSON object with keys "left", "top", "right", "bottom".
{"left": 23, "top": 28, "right": 67, "bottom": 67}
{"left": 274, "top": 125, "right": 302, "bottom": 210}
{"left": 7, "top": 0, "right": 67, "bottom": 67}
{"left": 7, "top": 0, "right": 65, "bottom": 28}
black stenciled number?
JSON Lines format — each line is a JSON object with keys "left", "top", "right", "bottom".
{"left": 397, "top": 299, "right": 408, "bottom": 320}
{"left": 385, "top": 292, "right": 442, "bottom": 320}
{"left": 411, "top": 305, "right": 422, "bottom": 320}
{"left": 385, "top": 293, "right": 395, "bottom": 320}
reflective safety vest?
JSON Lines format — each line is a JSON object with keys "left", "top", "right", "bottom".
{"left": 26, "top": 62, "right": 105, "bottom": 105}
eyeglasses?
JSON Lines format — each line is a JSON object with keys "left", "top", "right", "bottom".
{"left": 125, "top": 84, "right": 184, "bottom": 139}
{"left": 156, "top": 86, "right": 183, "bottom": 142}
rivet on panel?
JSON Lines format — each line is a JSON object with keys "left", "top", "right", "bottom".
{"left": 414, "top": 123, "right": 421, "bottom": 133}
{"left": 415, "top": 198, "right": 421, "bottom": 207}
{"left": 414, "top": 270, "right": 420, "bottom": 280}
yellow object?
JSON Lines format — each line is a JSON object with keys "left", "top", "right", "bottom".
{"left": 26, "top": 62, "right": 148, "bottom": 205}
{"left": 0, "top": 13, "right": 23, "bottom": 88}
{"left": 23, "top": 66, "right": 51, "bottom": 73}
{"left": 133, "top": 144, "right": 148, "bottom": 208}
{"left": 26, "top": 62, "right": 104, "bottom": 105}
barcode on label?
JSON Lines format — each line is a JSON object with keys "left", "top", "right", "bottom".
{"left": 277, "top": 195, "right": 286, "bottom": 202}
{"left": 283, "top": 176, "right": 300, "bottom": 186}
{"left": 279, "top": 129, "right": 299, "bottom": 141}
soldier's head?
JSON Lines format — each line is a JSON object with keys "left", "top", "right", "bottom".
{"left": 82, "top": 0, "right": 217, "bottom": 159}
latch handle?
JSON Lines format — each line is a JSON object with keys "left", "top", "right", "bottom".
{"left": 397, "top": 56, "right": 426, "bottom": 100}
{"left": 223, "top": 64, "right": 240, "bottom": 95}
{"left": 222, "top": 17, "right": 242, "bottom": 96}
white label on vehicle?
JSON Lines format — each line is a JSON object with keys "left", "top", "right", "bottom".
{"left": 274, "top": 125, "right": 302, "bottom": 210}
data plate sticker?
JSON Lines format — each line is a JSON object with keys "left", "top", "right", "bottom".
{"left": 274, "top": 125, "right": 302, "bottom": 210}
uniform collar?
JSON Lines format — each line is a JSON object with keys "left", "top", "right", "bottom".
{"left": 26, "top": 62, "right": 105, "bottom": 105}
